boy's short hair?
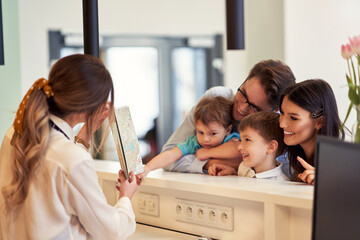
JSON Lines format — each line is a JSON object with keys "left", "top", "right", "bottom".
{"left": 194, "top": 96, "right": 233, "bottom": 129}
{"left": 238, "top": 112, "right": 285, "bottom": 157}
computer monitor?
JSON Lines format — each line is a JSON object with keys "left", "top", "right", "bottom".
{"left": 312, "top": 136, "right": 360, "bottom": 240}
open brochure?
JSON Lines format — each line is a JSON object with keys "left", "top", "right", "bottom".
{"left": 109, "top": 106, "right": 143, "bottom": 179}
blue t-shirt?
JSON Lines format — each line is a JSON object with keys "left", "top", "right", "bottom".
{"left": 177, "top": 132, "right": 240, "bottom": 156}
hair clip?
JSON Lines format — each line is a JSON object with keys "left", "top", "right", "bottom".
{"left": 13, "top": 78, "right": 54, "bottom": 134}
{"left": 311, "top": 109, "right": 323, "bottom": 118}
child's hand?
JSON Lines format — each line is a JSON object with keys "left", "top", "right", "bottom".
{"left": 136, "top": 166, "right": 150, "bottom": 185}
{"left": 208, "top": 163, "right": 237, "bottom": 176}
{"left": 208, "top": 163, "right": 218, "bottom": 175}
{"left": 195, "top": 148, "right": 210, "bottom": 161}
{"left": 116, "top": 170, "right": 137, "bottom": 199}
{"left": 297, "top": 156, "right": 315, "bottom": 185}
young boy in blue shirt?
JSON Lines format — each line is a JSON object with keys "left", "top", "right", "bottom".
{"left": 137, "top": 96, "right": 240, "bottom": 182}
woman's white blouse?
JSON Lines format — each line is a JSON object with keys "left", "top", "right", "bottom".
{"left": 0, "top": 115, "right": 136, "bottom": 240}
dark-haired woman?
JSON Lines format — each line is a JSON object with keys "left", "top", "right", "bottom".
{"left": 279, "top": 79, "right": 344, "bottom": 185}
{"left": 0, "top": 54, "right": 137, "bottom": 239}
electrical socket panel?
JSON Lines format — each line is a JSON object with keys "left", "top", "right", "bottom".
{"left": 174, "top": 199, "right": 233, "bottom": 231}
{"left": 137, "top": 192, "right": 159, "bottom": 217}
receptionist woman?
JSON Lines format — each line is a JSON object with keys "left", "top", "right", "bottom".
{"left": 0, "top": 54, "right": 137, "bottom": 240}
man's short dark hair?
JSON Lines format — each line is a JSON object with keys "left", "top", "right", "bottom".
{"left": 247, "top": 60, "right": 296, "bottom": 110}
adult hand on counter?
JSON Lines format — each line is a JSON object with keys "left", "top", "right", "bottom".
{"left": 116, "top": 170, "right": 137, "bottom": 199}
{"left": 208, "top": 163, "right": 237, "bottom": 176}
{"left": 297, "top": 156, "right": 315, "bottom": 185}
{"left": 203, "top": 157, "right": 242, "bottom": 172}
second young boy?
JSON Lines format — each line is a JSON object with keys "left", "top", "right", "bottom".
{"left": 208, "top": 112, "right": 288, "bottom": 181}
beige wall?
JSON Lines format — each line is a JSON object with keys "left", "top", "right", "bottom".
{"left": 284, "top": 0, "right": 360, "bottom": 132}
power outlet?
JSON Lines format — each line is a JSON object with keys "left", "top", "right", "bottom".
{"left": 137, "top": 192, "right": 159, "bottom": 217}
{"left": 218, "top": 207, "right": 232, "bottom": 230}
{"left": 175, "top": 202, "right": 184, "bottom": 218}
{"left": 185, "top": 204, "right": 194, "bottom": 220}
{"left": 195, "top": 204, "right": 206, "bottom": 223}
{"left": 174, "top": 199, "right": 233, "bottom": 231}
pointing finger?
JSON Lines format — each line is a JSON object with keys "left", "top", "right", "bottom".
{"left": 297, "top": 156, "right": 315, "bottom": 170}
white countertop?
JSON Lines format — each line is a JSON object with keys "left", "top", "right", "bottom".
{"left": 94, "top": 160, "right": 314, "bottom": 209}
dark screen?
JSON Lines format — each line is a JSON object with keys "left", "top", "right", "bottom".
{"left": 312, "top": 136, "right": 360, "bottom": 240}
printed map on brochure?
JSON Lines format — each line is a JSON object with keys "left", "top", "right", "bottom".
{"left": 110, "top": 106, "right": 143, "bottom": 179}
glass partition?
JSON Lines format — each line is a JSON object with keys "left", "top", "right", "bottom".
{"left": 49, "top": 31, "right": 223, "bottom": 162}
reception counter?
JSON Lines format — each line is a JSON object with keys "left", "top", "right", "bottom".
{"left": 94, "top": 160, "right": 313, "bottom": 240}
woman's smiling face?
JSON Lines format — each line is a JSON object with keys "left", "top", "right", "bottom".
{"left": 279, "top": 96, "right": 320, "bottom": 148}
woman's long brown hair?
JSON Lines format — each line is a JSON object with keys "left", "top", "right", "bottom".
{"left": 279, "top": 79, "right": 343, "bottom": 181}
{"left": 2, "top": 54, "right": 114, "bottom": 214}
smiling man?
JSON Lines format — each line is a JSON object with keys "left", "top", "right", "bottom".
{"left": 162, "top": 59, "right": 296, "bottom": 174}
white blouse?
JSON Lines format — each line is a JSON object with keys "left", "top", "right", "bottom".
{"left": 0, "top": 115, "right": 136, "bottom": 240}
